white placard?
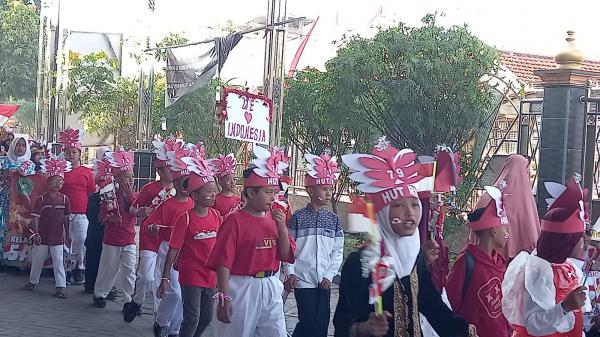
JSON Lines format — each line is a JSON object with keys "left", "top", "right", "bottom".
{"left": 223, "top": 88, "right": 271, "bottom": 145}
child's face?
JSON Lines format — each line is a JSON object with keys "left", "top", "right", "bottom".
{"left": 308, "top": 185, "right": 333, "bottom": 206}
{"left": 64, "top": 148, "right": 81, "bottom": 163}
{"left": 246, "top": 186, "right": 278, "bottom": 212}
{"left": 47, "top": 176, "right": 64, "bottom": 192}
{"left": 14, "top": 138, "right": 27, "bottom": 157}
{"left": 491, "top": 225, "right": 510, "bottom": 249}
{"left": 116, "top": 170, "right": 134, "bottom": 188}
{"left": 191, "top": 182, "right": 218, "bottom": 207}
{"left": 157, "top": 167, "right": 173, "bottom": 183}
{"left": 219, "top": 174, "right": 236, "bottom": 193}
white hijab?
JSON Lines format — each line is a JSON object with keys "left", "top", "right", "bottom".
{"left": 377, "top": 199, "right": 423, "bottom": 279}
{"left": 7, "top": 135, "right": 31, "bottom": 164}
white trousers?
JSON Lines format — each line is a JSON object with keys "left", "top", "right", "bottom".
{"left": 69, "top": 214, "right": 89, "bottom": 269}
{"left": 156, "top": 241, "right": 183, "bottom": 335}
{"left": 132, "top": 249, "right": 158, "bottom": 309}
{"left": 29, "top": 244, "right": 66, "bottom": 288}
{"left": 94, "top": 243, "right": 137, "bottom": 303}
{"left": 214, "top": 275, "right": 287, "bottom": 337}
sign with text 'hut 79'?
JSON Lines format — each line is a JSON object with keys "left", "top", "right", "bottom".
{"left": 222, "top": 88, "right": 272, "bottom": 146}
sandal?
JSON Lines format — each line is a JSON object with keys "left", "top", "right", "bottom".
{"left": 54, "top": 289, "right": 67, "bottom": 299}
{"left": 23, "top": 282, "right": 35, "bottom": 291}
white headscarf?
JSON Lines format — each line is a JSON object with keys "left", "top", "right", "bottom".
{"left": 7, "top": 135, "right": 31, "bottom": 164}
{"left": 377, "top": 198, "right": 423, "bottom": 279}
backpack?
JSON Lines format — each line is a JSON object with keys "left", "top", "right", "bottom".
{"left": 462, "top": 250, "right": 476, "bottom": 299}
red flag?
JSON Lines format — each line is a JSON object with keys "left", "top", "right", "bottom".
{"left": 287, "top": 17, "right": 320, "bottom": 78}
{"left": 0, "top": 104, "right": 19, "bottom": 125}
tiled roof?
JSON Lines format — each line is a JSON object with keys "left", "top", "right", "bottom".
{"left": 500, "top": 51, "right": 600, "bottom": 86}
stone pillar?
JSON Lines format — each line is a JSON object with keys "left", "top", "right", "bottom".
{"left": 534, "top": 31, "right": 600, "bottom": 215}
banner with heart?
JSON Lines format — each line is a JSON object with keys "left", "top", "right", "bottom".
{"left": 222, "top": 87, "right": 272, "bottom": 145}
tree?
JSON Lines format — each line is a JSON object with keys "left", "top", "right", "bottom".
{"left": 67, "top": 51, "right": 138, "bottom": 149}
{"left": 327, "top": 14, "right": 499, "bottom": 154}
{"left": 326, "top": 14, "right": 500, "bottom": 220}
{"left": 151, "top": 78, "right": 241, "bottom": 157}
{"left": 283, "top": 68, "right": 373, "bottom": 213}
{"left": 0, "top": 0, "right": 39, "bottom": 100}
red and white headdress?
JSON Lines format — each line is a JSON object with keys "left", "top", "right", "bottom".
{"left": 93, "top": 156, "right": 113, "bottom": 187}
{"left": 167, "top": 142, "right": 200, "bottom": 179}
{"left": 59, "top": 128, "right": 84, "bottom": 151}
{"left": 106, "top": 150, "right": 134, "bottom": 174}
{"left": 209, "top": 153, "right": 236, "bottom": 179}
{"left": 181, "top": 154, "right": 215, "bottom": 193}
{"left": 469, "top": 183, "right": 509, "bottom": 231}
{"left": 40, "top": 157, "right": 72, "bottom": 178}
{"left": 244, "top": 146, "right": 289, "bottom": 188}
{"left": 153, "top": 137, "right": 183, "bottom": 169}
{"left": 342, "top": 136, "right": 424, "bottom": 212}
{"left": 542, "top": 175, "right": 588, "bottom": 233}
{"left": 305, "top": 152, "right": 339, "bottom": 187}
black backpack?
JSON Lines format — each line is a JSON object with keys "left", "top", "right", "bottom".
{"left": 462, "top": 251, "right": 476, "bottom": 298}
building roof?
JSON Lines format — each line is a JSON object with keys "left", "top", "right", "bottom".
{"left": 500, "top": 51, "right": 600, "bottom": 86}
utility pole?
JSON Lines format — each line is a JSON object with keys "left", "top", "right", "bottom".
{"left": 47, "top": 0, "right": 60, "bottom": 143}
{"left": 263, "top": 0, "right": 287, "bottom": 147}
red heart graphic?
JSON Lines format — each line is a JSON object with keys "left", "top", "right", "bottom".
{"left": 244, "top": 111, "right": 253, "bottom": 124}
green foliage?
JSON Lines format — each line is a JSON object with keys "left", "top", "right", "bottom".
{"left": 0, "top": 0, "right": 39, "bottom": 100}
{"left": 67, "top": 51, "right": 138, "bottom": 149}
{"left": 327, "top": 14, "right": 499, "bottom": 154}
{"left": 154, "top": 32, "right": 189, "bottom": 62}
{"left": 283, "top": 68, "right": 374, "bottom": 212}
{"left": 151, "top": 78, "right": 240, "bottom": 157}
{"left": 8, "top": 98, "right": 35, "bottom": 134}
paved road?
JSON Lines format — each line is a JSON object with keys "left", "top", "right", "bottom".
{"left": 0, "top": 268, "right": 338, "bottom": 337}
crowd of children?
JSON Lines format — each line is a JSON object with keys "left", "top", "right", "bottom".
{"left": 8, "top": 128, "right": 600, "bottom": 337}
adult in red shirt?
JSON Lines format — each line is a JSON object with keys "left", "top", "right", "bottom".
{"left": 207, "top": 146, "right": 295, "bottom": 337}
{"left": 158, "top": 154, "right": 220, "bottom": 337}
{"left": 446, "top": 193, "right": 510, "bottom": 337}
{"left": 93, "top": 150, "right": 138, "bottom": 310}
{"left": 126, "top": 155, "right": 174, "bottom": 320}
{"left": 60, "top": 128, "right": 95, "bottom": 284}
{"left": 209, "top": 153, "right": 240, "bottom": 217}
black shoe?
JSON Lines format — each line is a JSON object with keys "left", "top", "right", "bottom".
{"left": 93, "top": 296, "right": 106, "bottom": 308}
{"left": 72, "top": 268, "right": 84, "bottom": 285}
{"left": 123, "top": 301, "right": 141, "bottom": 323}
{"left": 153, "top": 322, "right": 168, "bottom": 337}
{"left": 106, "top": 288, "right": 118, "bottom": 300}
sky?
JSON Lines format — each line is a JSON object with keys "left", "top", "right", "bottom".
{"left": 47, "top": 0, "right": 597, "bottom": 83}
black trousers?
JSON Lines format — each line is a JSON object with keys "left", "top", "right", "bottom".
{"left": 292, "top": 287, "right": 331, "bottom": 337}
{"left": 84, "top": 223, "right": 104, "bottom": 291}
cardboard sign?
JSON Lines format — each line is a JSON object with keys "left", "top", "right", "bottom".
{"left": 222, "top": 88, "right": 272, "bottom": 145}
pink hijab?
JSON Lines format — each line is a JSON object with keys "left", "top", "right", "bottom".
{"left": 472, "top": 155, "right": 540, "bottom": 259}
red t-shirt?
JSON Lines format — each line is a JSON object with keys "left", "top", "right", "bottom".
{"left": 213, "top": 193, "right": 241, "bottom": 217}
{"left": 61, "top": 166, "right": 95, "bottom": 213}
{"left": 133, "top": 181, "right": 173, "bottom": 251}
{"left": 446, "top": 244, "right": 509, "bottom": 337}
{"left": 100, "top": 191, "right": 137, "bottom": 246}
{"left": 170, "top": 209, "right": 220, "bottom": 288}
{"left": 140, "top": 197, "right": 195, "bottom": 251}
{"left": 206, "top": 209, "right": 296, "bottom": 276}
{"left": 31, "top": 192, "right": 71, "bottom": 246}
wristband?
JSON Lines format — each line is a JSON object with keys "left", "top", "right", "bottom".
{"left": 161, "top": 278, "right": 171, "bottom": 284}
{"left": 29, "top": 232, "right": 40, "bottom": 240}
{"left": 561, "top": 302, "right": 569, "bottom": 315}
{"left": 212, "top": 292, "right": 232, "bottom": 307}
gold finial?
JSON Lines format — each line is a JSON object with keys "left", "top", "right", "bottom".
{"left": 555, "top": 31, "right": 584, "bottom": 70}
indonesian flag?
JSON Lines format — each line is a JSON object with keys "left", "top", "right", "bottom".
{"left": 0, "top": 104, "right": 19, "bottom": 126}
{"left": 347, "top": 194, "right": 372, "bottom": 233}
{"left": 415, "top": 158, "right": 436, "bottom": 192}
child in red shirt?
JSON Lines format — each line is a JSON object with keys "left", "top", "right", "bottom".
{"left": 24, "top": 157, "right": 72, "bottom": 298}
{"left": 207, "top": 146, "right": 295, "bottom": 337}
{"left": 125, "top": 139, "right": 175, "bottom": 321}
{"left": 446, "top": 193, "right": 510, "bottom": 337}
{"left": 93, "top": 150, "right": 138, "bottom": 309}
{"left": 209, "top": 153, "right": 240, "bottom": 217}
{"left": 158, "top": 154, "right": 220, "bottom": 337}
